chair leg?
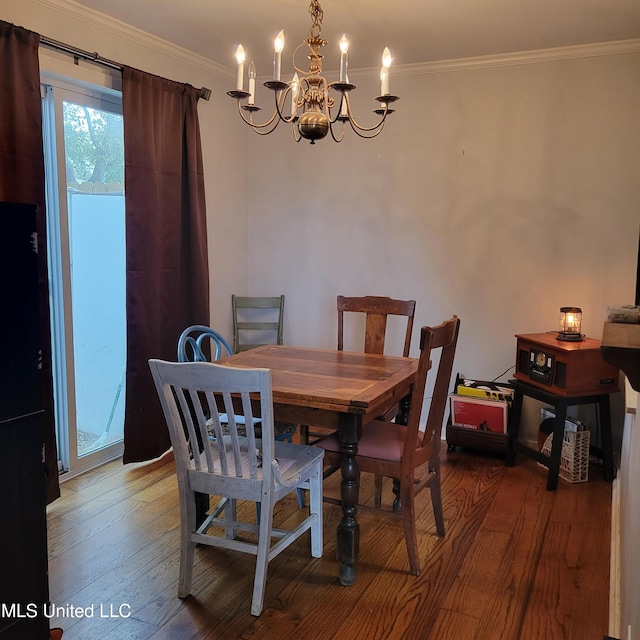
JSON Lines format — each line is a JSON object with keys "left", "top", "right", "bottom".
{"left": 178, "top": 489, "right": 197, "bottom": 597}
{"left": 373, "top": 474, "right": 383, "bottom": 508}
{"left": 251, "top": 490, "right": 275, "bottom": 616}
{"left": 299, "top": 424, "right": 309, "bottom": 445}
{"left": 400, "top": 481, "right": 420, "bottom": 576}
{"left": 392, "top": 478, "right": 402, "bottom": 512}
{"left": 277, "top": 430, "right": 305, "bottom": 508}
{"left": 309, "top": 466, "right": 323, "bottom": 558}
{"left": 429, "top": 471, "right": 445, "bottom": 537}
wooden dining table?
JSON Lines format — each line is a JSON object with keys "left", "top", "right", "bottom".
{"left": 218, "top": 344, "right": 418, "bottom": 586}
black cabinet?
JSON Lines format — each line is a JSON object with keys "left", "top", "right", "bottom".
{"left": 0, "top": 201, "right": 50, "bottom": 639}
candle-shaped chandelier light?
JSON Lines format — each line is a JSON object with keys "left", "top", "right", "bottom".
{"left": 227, "top": 0, "right": 399, "bottom": 144}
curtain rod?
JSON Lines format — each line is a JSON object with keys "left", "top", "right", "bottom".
{"left": 39, "top": 35, "right": 212, "bottom": 101}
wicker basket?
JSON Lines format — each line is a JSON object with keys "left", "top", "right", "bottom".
{"left": 541, "top": 428, "right": 590, "bottom": 483}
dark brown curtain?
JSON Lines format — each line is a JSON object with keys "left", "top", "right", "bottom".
{"left": 122, "top": 66, "right": 209, "bottom": 462}
{"left": 0, "top": 20, "right": 60, "bottom": 503}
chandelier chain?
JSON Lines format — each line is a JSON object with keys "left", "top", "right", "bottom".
{"left": 308, "top": 0, "right": 324, "bottom": 39}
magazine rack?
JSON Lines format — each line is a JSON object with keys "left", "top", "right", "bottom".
{"left": 446, "top": 374, "right": 512, "bottom": 455}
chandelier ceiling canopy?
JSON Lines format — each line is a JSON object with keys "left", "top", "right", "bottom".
{"left": 227, "top": 0, "right": 399, "bottom": 144}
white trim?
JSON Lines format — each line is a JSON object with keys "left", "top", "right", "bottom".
{"left": 610, "top": 476, "right": 621, "bottom": 639}
{"left": 58, "top": 443, "right": 124, "bottom": 483}
{"left": 35, "top": 0, "right": 232, "bottom": 80}
{"left": 352, "top": 39, "right": 640, "bottom": 79}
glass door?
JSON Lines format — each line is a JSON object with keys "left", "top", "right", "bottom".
{"left": 42, "top": 79, "right": 126, "bottom": 478}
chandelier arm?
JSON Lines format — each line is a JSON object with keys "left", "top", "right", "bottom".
{"left": 346, "top": 119, "right": 387, "bottom": 139}
{"left": 291, "top": 121, "right": 302, "bottom": 142}
{"left": 344, "top": 103, "right": 390, "bottom": 134}
{"left": 327, "top": 92, "right": 350, "bottom": 125}
{"left": 244, "top": 112, "right": 283, "bottom": 136}
{"left": 250, "top": 123, "right": 282, "bottom": 136}
{"left": 246, "top": 113, "right": 283, "bottom": 136}
{"left": 327, "top": 91, "right": 390, "bottom": 134}
{"left": 328, "top": 119, "right": 346, "bottom": 143}
{"left": 292, "top": 43, "right": 310, "bottom": 76}
{"left": 235, "top": 101, "right": 281, "bottom": 130}
{"left": 273, "top": 86, "right": 297, "bottom": 125}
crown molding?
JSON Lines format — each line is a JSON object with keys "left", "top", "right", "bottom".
{"left": 34, "top": 0, "right": 233, "bottom": 80}
{"left": 348, "top": 38, "right": 640, "bottom": 80}
{"left": 32, "top": 0, "right": 640, "bottom": 82}
{"left": 394, "top": 38, "right": 640, "bottom": 77}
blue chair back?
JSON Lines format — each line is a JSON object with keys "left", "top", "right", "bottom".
{"left": 178, "top": 325, "right": 233, "bottom": 363}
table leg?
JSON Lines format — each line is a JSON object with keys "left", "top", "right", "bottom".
{"left": 396, "top": 393, "right": 412, "bottom": 426}
{"left": 336, "top": 413, "right": 360, "bottom": 586}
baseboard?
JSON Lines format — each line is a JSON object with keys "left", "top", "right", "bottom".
{"left": 609, "top": 475, "right": 621, "bottom": 638}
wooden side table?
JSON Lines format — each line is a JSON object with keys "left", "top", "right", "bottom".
{"left": 506, "top": 333, "right": 619, "bottom": 490}
{"left": 505, "top": 380, "right": 615, "bottom": 490}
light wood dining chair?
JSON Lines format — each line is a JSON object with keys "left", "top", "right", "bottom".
{"left": 149, "top": 359, "right": 324, "bottom": 616}
{"left": 232, "top": 295, "right": 285, "bottom": 353}
{"left": 315, "top": 316, "right": 460, "bottom": 576}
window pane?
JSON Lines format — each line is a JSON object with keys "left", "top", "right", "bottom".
{"left": 62, "top": 101, "right": 126, "bottom": 458}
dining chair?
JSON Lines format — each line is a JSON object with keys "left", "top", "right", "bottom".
{"left": 232, "top": 295, "right": 285, "bottom": 353}
{"left": 148, "top": 359, "right": 324, "bottom": 616}
{"left": 337, "top": 294, "right": 415, "bottom": 359}
{"left": 177, "top": 325, "right": 304, "bottom": 509}
{"left": 315, "top": 316, "right": 460, "bottom": 576}
{"left": 300, "top": 295, "right": 416, "bottom": 449}
{"left": 177, "top": 324, "right": 233, "bottom": 363}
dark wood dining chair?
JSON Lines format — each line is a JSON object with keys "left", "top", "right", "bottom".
{"left": 337, "top": 294, "right": 415, "bottom": 359}
{"left": 315, "top": 316, "right": 460, "bottom": 576}
{"left": 300, "top": 295, "right": 416, "bottom": 446}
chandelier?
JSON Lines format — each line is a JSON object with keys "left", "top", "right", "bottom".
{"left": 227, "top": 0, "right": 399, "bottom": 144}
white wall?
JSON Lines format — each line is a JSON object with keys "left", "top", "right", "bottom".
{"left": 248, "top": 53, "right": 639, "bottom": 357}
{"left": 246, "top": 51, "right": 640, "bottom": 439}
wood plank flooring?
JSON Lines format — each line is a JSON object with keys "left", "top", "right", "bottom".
{"left": 45, "top": 445, "right": 611, "bottom": 639}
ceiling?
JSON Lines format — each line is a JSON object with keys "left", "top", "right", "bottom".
{"left": 72, "top": 0, "right": 640, "bottom": 73}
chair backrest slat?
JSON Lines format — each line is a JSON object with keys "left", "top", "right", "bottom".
{"left": 337, "top": 295, "right": 416, "bottom": 357}
{"left": 188, "top": 386, "right": 217, "bottom": 473}
{"left": 206, "top": 401, "right": 228, "bottom": 475}
{"left": 241, "top": 392, "right": 260, "bottom": 478}
{"left": 175, "top": 383, "right": 205, "bottom": 471}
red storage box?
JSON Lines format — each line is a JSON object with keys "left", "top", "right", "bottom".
{"left": 450, "top": 395, "right": 509, "bottom": 434}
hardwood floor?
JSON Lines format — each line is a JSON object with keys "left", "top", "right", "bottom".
{"left": 45, "top": 444, "right": 611, "bottom": 639}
